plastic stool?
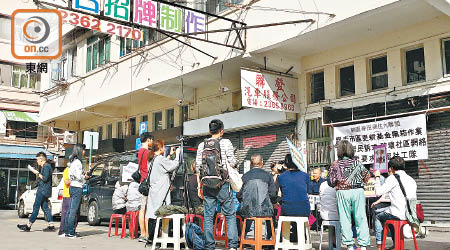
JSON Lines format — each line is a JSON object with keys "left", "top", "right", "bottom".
{"left": 108, "top": 214, "right": 127, "bottom": 238}
{"left": 319, "top": 220, "right": 341, "bottom": 250}
{"left": 151, "top": 214, "right": 186, "bottom": 250}
{"left": 186, "top": 214, "right": 204, "bottom": 231}
{"left": 213, "top": 213, "right": 243, "bottom": 248}
{"left": 275, "top": 216, "right": 312, "bottom": 250}
{"left": 240, "top": 217, "right": 276, "bottom": 250}
{"left": 125, "top": 211, "right": 139, "bottom": 239}
{"left": 381, "top": 220, "right": 419, "bottom": 250}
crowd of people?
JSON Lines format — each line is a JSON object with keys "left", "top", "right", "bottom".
{"left": 16, "top": 118, "right": 419, "bottom": 250}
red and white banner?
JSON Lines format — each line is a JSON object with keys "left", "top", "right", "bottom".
{"left": 241, "top": 68, "right": 299, "bottom": 113}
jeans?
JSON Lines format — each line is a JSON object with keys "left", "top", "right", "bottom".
{"left": 29, "top": 191, "right": 52, "bottom": 224}
{"left": 64, "top": 186, "right": 82, "bottom": 235}
{"left": 336, "top": 188, "right": 370, "bottom": 247}
{"left": 376, "top": 211, "right": 400, "bottom": 245}
{"left": 204, "top": 183, "right": 238, "bottom": 250}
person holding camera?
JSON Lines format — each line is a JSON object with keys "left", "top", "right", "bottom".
{"left": 17, "top": 152, "right": 55, "bottom": 232}
{"left": 146, "top": 140, "right": 180, "bottom": 244}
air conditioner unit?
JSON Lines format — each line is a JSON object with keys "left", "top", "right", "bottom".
{"left": 63, "top": 132, "right": 77, "bottom": 144}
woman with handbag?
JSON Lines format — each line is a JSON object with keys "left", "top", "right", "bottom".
{"left": 328, "top": 140, "right": 371, "bottom": 250}
{"left": 145, "top": 140, "right": 181, "bottom": 243}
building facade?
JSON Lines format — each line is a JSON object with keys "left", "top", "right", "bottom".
{"left": 35, "top": 0, "right": 450, "bottom": 223}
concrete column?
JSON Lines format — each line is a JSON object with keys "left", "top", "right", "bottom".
{"left": 148, "top": 113, "right": 153, "bottom": 132}
{"left": 174, "top": 106, "right": 181, "bottom": 127}
{"left": 324, "top": 66, "right": 337, "bottom": 100}
{"left": 424, "top": 38, "right": 444, "bottom": 81}
{"left": 387, "top": 48, "right": 403, "bottom": 88}
{"left": 354, "top": 58, "right": 368, "bottom": 95}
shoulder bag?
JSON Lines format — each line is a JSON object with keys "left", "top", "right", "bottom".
{"left": 138, "top": 157, "right": 155, "bottom": 196}
{"left": 393, "top": 174, "right": 424, "bottom": 228}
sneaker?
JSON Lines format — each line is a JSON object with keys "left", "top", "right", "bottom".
{"left": 58, "top": 233, "right": 66, "bottom": 238}
{"left": 65, "top": 234, "right": 78, "bottom": 239}
{"left": 43, "top": 226, "right": 56, "bottom": 232}
{"left": 17, "top": 224, "right": 31, "bottom": 232}
{"left": 138, "top": 236, "right": 147, "bottom": 242}
{"left": 74, "top": 232, "right": 83, "bottom": 238}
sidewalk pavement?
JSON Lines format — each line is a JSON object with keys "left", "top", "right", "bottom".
{"left": 2, "top": 210, "right": 450, "bottom": 250}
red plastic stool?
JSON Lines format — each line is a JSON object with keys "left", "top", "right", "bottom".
{"left": 108, "top": 214, "right": 127, "bottom": 238}
{"left": 381, "top": 220, "right": 419, "bottom": 250}
{"left": 126, "top": 211, "right": 140, "bottom": 239}
{"left": 240, "top": 217, "right": 275, "bottom": 250}
{"left": 186, "top": 214, "right": 204, "bottom": 231}
{"left": 213, "top": 213, "right": 243, "bottom": 248}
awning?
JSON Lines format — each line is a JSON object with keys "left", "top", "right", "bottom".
{"left": 1, "top": 110, "right": 38, "bottom": 123}
{"left": 0, "top": 145, "right": 53, "bottom": 159}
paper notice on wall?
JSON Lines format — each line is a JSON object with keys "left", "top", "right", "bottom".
{"left": 333, "top": 114, "right": 428, "bottom": 163}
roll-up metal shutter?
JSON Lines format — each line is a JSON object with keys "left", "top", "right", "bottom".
{"left": 419, "top": 111, "right": 450, "bottom": 223}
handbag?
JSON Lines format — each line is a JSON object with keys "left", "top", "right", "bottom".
{"left": 394, "top": 174, "right": 424, "bottom": 228}
{"left": 138, "top": 158, "right": 155, "bottom": 196}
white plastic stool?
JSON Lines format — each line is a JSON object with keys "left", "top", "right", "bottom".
{"left": 151, "top": 214, "right": 186, "bottom": 250}
{"left": 275, "top": 216, "right": 312, "bottom": 250}
{"left": 319, "top": 220, "right": 341, "bottom": 250}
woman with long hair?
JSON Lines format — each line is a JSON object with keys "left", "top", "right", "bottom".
{"left": 328, "top": 140, "right": 371, "bottom": 250}
{"left": 146, "top": 140, "right": 180, "bottom": 243}
{"left": 64, "top": 144, "right": 87, "bottom": 238}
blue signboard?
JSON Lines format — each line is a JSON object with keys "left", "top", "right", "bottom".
{"left": 136, "top": 138, "right": 142, "bottom": 150}
{"left": 139, "top": 121, "right": 148, "bottom": 136}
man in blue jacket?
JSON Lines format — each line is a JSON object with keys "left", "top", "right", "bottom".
{"left": 18, "top": 152, "right": 55, "bottom": 232}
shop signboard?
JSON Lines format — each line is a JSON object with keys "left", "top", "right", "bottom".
{"left": 241, "top": 68, "right": 299, "bottom": 113}
{"left": 333, "top": 114, "right": 428, "bottom": 163}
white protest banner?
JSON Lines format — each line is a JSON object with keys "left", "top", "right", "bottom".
{"left": 121, "top": 162, "right": 139, "bottom": 183}
{"left": 333, "top": 114, "right": 428, "bottom": 163}
{"left": 241, "top": 68, "right": 299, "bottom": 113}
{"left": 286, "top": 137, "right": 307, "bottom": 172}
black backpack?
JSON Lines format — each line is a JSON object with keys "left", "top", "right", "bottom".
{"left": 200, "top": 138, "right": 227, "bottom": 189}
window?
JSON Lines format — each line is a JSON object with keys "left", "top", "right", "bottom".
{"left": 98, "top": 126, "right": 103, "bottom": 141}
{"left": 141, "top": 115, "right": 148, "bottom": 123}
{"left": 443, "top": 38, "right": 450, "bottom": 75}
{"left": 166, "top": 109, "right": 174, "bottom": 129}
{"left": 204, "top": 0, "right": 243, "bottom": 14}
{"left": 181, "top": 105, "right": 189, "bottom": 122}
{"left": 119, "top": 30, "right": 148, "bottom": 57}
{"left": 154, "top": 112, "right": 162, "bottom": 131}
{"left": 405, "top": 47, "right": 425, "bottom": 84}
{"left": 370, "top": 56, "right": 388, "bottom": 90}
{"left": 107, "top": 124, "right": 112, "bottom": 139}
{"left": 69, "top": 47, "right": 77, "bottom": 77}
{"left": 86, "top": 36, "right": 111, "bottom": 72}
{"left": 117, "top": 121, "right": 123, "bottom": 139}
{"left": 310, "top": 71, "right": 325, "bottom": 104}
{"left": 12, "top": 65, "right": 37, "bottom": 89}
{"left": 306, "top": 118, "right": 331, "bottom": 169}
{"left": 339, "top": 65, "right": 355, "bottom": 97}
{"left": 129, "top": 117, "right": 136, "bottom": 135}
{"left": 6, "top": 121, "right": 37, "bottom": 139}
{"left": 148, "top": 29, "right": 166, "bottom": 45}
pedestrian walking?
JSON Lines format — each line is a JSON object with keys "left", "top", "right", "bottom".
{"left": 328, "top": 140, "right": 371, "bottom": 250}
{"left": 17, "top": 152, "right": 55, "bottom": 232}
{"left": 64, "top": 144, "right": 88, "bottom": 238}
{"left": 196, "top": 119, "right": 239, "bottom": 250}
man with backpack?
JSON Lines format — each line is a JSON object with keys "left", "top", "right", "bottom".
{"left": 196, "top": 119, "right": 239, "bottom": 250}
{"left": 137, "top": 132, "right": 154, "bottom": 242}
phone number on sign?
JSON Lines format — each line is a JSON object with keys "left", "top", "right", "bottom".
{"left": 59, "top": 9, "right": 143, "bottom": 41}
{"left": 262, "top": 100, "right": 295, "bottom": 112}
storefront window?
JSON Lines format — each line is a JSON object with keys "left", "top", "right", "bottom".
{"left": 306, "top": 118, "right": 331, "bottom": 169}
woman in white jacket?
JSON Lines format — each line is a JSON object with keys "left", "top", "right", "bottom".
{"left": 64, "top": 144, "right": 87, "bottom": 238}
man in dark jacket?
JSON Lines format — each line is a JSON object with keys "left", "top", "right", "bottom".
{"left": 18, "top": 152, "right": 55, "bottom": 232}
{"left": 237, "top": 154, "right": 277, "bottom": 240}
